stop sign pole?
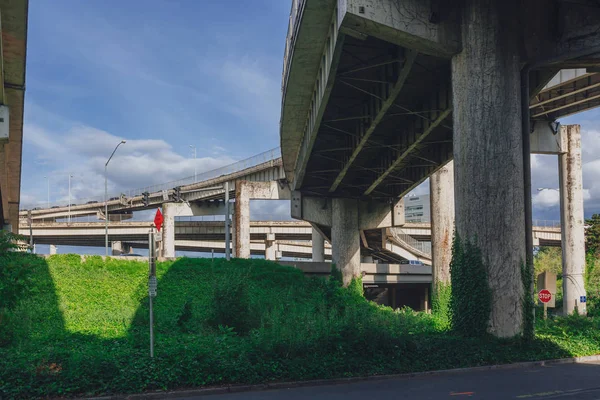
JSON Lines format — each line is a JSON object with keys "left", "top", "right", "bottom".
{"left": 539, "top": 289, "right": 552, "bottom": 320}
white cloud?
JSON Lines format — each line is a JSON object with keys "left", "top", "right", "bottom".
{"left": 21, "top": 122, "right": 235, "bottom": 208}
{"left": 533, "top": 189, "right": 560, "bottom": 208}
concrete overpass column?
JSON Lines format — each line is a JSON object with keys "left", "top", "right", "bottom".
{"left": 311, "top": 227, "right": 325, "bottom": 262}
{"left": 430, "top": 161, "right": 455, "bottom": 292}
{"left": 111, "top": 241, "right": 123, "bottom": 256}
{"left": 559, "top": 125, "right": 587, "bottom": 315}
{"left": 234, "top": 182, "right": 251, "bottom": 259}
{"left": 265, "top": 233, "right": 276, "bottom": 261}
{"left": 162, "top": 203, "right": 176, "bottom": 258}
{"left": 452, "top": 0, "right": 525, "bottom": 337}
{"left": 49, "top": 244, "right": 57, "bottom": 255}
{"left": 331, "top": 198, "right": 360, "bottom": 286}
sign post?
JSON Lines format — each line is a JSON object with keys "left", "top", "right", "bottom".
{"left": 148, "top": 208, "right": 163, "bottom": 358}
{"left": 538, "top": 289, "right": 552, "bottom": 319}
{"left": 537, "top": 271, "right": 557, "bottom": 320}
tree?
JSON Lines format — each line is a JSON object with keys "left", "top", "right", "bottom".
{"left": 534, "top": 247, "right": 562, "bottom": 277}
{"left": 585, "top": 214, "right": 600, "bottom": 256}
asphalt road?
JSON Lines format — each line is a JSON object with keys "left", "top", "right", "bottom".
{"left": 183, "top": 361, "right": 600, "bottom": 399}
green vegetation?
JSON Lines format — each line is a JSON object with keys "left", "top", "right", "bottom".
{"left": 521, "top": 261, "right": 535, "bottom": 341}
{"left": 449, "top": 234, "right": 491, "bottom": 337}
{"left": 1, "top": 253, "right": 600, "bottom": 398}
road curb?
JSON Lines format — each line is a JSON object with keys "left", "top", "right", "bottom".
{"left": 85, "top": 354, "right": 600, "bottom": 399}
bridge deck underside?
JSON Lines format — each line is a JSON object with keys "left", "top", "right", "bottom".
{"left": 531, "top": 72, "right": 600, "bottom": 121}
{"left": 302, "top": 36, "right": 452, "bottom": 199}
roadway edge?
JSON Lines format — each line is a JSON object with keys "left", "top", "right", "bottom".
{"left": 85, "top": 354, "right": 600, "bottom": 400}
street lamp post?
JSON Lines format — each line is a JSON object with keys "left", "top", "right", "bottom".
{"left": 68, "top": 174, "right": 73, "bottom": 223}
{"left": 105, "top": 140, "right": 126, "bottom": 257}
{"left": 44, "top": 176, "right": 50, "bottom": 208}
{"left": 189, "top": 145, "right": 197, "bottom": 182}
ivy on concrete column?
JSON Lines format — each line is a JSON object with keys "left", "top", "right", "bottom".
{"left": 450, "top": 233, "right": 491, "bottom": 337}
{"left": 432, "top": 282, "right": 452, "bottom": 329}
{"left": 521, "top": 261, "right": 535, "bottom": 341}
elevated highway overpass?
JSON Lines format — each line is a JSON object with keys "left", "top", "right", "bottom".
{"left": 281, "top": 0, "right": 600, "bottom": 336}
{"left": 0, "top": 0, "right": 27, "bottom": 233}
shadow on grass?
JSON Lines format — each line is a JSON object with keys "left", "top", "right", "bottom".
{"left": 0, "top": 254, "right": 594, "bottom": 398}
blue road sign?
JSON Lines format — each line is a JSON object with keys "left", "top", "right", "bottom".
{"left": 580, "top": 296, "right": 587, "bottom": 303}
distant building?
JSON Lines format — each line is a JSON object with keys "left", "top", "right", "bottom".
{"left": 404, "top": 194, "right": 430, "bottom": 223}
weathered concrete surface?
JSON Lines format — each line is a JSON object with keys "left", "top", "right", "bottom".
{"left": 234, "top": 181, "right": 291, "bottom": 259}
{"left": 339, "top": 0, "right": 460, "bottom": 57}
{"left": 292, "top": 191, "right": 404, "bottom": 229}
{"left": 530, "top": 121, "right": 564, "bottom": 155}
{"left": 0, "top": 1, "right": 27, "bottom": 233}
{"left": 429, "top": 161, "right": 454, "bottom": 288}
{"left": 281, "top": 0, "right": 339, "bottom": 187}
{"left": 331, "top": 198, "right": 360, "bottom": 286}
{"left": 162, "top": 203, "right": 176, "bottom": 258}
{"left": 111, "top": 241, "right": 123, "bottom": 256}
{"left": 559, "top": 125, "right": 587, "bottom": 316}
{"left": 265, "top": 233, "right": 277, "bottom": 261}
{"left": 311, "top": 227, "right": 325, "bottom": 262}
{"left": 452, "top": 0, "right": 525, "bottom": 338}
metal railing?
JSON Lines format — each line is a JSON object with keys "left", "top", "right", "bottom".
{"left": 281, "top": 0, "right": 306, "bottom": 95}
{"left": 389, "top": 228, "right": 432, "bottom": 258}
{"left": 21, "top": 147, "right": 282, "bottom": 211}
{"left": 532, "top": 220, "right": 561, "bottom": 228}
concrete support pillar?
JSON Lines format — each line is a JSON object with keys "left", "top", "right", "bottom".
{"left": 111, "top": 241, "right": 123, "bottom": 256}
{"left": 559, "top": 125, "right": 587, "bottom": 315}
{"left": 162, "top": 203, "right": 176, "bottom": 258}
{"left": 430, "top": 161, "right": 455, "bottom": 291}
{"left": 362, "top": 255, "right": 374, "bottom": 263}
{"left": 49, "top": 244, "right": 57, "bottom": 255}
{"left": 331, "top": 198, "right": 360, "bottom": 286}
{"left": 311, "top": 228, "right": 325, "bottom": 262}
{"left": 231, "top": 208, "right": 237, "bottom": 258}
{"left": 452, "top": 0, "right": 525, "bottom": 337}
{"left": 124, "top": 243, "right": 134, "bottom": 254}
{"left": 265, "top": 233, "right": 276, "bottom": 261}
{"left": 234, "top": 183, "right": 251, "bottom": 259}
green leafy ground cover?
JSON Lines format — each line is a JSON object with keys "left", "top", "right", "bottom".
{"left": 0, "top": 253, "right": 599, "bottom": 399}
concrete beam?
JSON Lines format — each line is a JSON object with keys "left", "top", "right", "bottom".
{"left": 365, "top": 106, "right": 452, "bottom": 196}
{"left": 339, "top": 0, "right": 460, "bottom": 58}
{"left": 329, "top": 49, "right": 418, "bottom": 192}
{"left": 291, "top": 190, "right": 404, "bottom": 229}
{"left": 559, "top": 125, "right": 587, "bottom": 316}
{"left": 530, "top": 121, "right": 564, "bottom": 155}
{"left": 234, "top": 180, "right": 291, "bottom": 259}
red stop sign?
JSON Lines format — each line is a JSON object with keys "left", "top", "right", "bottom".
{"left": 538, "top": 289, "right": 552, "bottom": 303}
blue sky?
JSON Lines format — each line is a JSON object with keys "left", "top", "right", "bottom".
{"left": 21, "top": 0, "right": 289, "bottom": 207}
{"left": 20, "top": 0, "right": 600, "bottom": 227}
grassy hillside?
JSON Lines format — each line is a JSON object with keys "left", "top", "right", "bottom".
{"left": 1, "top": 254, "right": 599, "bottom": 398}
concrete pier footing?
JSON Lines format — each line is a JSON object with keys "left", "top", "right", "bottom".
{"left": 331, "top": 198, "right": 360, "bottom": 286}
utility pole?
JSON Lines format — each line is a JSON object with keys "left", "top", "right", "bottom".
{"left": 44, "top": 176, "right": 50, "bottom": 208}
{"left": 189, "top": 145, "right": 197, "bottom": 182}
{"left": 68, "top": 174, "right": 73, "bottom": 224}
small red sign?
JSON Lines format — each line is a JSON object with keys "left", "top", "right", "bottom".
{"left": 154, "top": 208, "right": 164, "bottom": 231}
{"left": 538, "top": 289, "right": 552, "bottom": 304}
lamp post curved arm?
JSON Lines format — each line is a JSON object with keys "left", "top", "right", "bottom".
{"left": 105, "top": 140, "right": 126, "bottom": 257}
